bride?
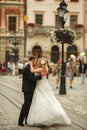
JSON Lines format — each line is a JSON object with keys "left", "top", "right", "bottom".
{"left": 27, "top": 58, "right": 71, "bottom": 126}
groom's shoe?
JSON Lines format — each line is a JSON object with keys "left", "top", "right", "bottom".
{"left": 25, "top": 119, "right": 27, "bottom": 125}
{"left": 25, "top": 116, "right": 27, "bottom": 125}
{"left": 25, "top": 121, "right": 27, "bottom": 125}
{"left": 18, "top": 122, "right": 24, "bottom": 126}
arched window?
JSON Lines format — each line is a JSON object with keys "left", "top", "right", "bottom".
{"left": 32, "top": 45, "right": 42, "bottom": 58}
{"left": 67, "top": 45, "right": 78, "bottom": 60}
{"left": 51, "top": 45, "right": 59, "bottom": 63}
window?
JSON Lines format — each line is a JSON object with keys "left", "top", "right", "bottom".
{"left": 70, "top": 15, "right": 77, "bottom": 29}
{"left": 55, "top": 15, "right": 61, "bottom": 28}
{"left": 35, "top": 14, "right": 43, "bottom": 25}
{"left": 8, "top": 16, "right": 16, "bottom": 32}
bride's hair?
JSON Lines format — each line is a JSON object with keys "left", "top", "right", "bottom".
{"left": 38, "top": 58, "right": 48, "bottom": 73}
{"left": 29, "top": 57, "right": 48, "bottom": 74}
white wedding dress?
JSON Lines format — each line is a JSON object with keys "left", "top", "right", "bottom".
{"left": 27, "top": 76, "right": 71, "bottom": 126}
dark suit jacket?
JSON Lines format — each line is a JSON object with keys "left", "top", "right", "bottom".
{"left": 79, "top": 63, "right": 87, "bottom": 74}
{"left": 22, "top": 64, "right": 42, "bottom": 93}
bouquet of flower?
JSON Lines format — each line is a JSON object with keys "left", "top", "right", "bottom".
{"left": 50, "top": 28, "right": 76, "bottom": 44}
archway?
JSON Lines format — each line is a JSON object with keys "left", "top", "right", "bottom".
{"left": 67, "top": 45, "right": 78, "bottom": 60}
{"left": 32, "top": 45, "right": 42, "bottom": 58}
{"left": 51, "top": 45, "right": 59, "bottom": 63}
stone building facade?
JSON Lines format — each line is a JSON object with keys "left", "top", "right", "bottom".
{"left": 85, "top": 0, "right": 87, "bottom": 56}
{"left": 0, "top": 0, "right": 87, "bottom": 65}
{"left": 26, "top": 0, "right": 87, "bottom": 63}
{"left": 0, "top": 0, "right": 25, "bottom": 65}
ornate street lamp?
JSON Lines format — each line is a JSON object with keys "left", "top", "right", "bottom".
{"left": 7, "top": 32, "right": 23, "bottom": 63}
{"left": 57, "top": 0, "right": 69, "bottom": 29}
{"left": 57, "top": 0, "right": 69, "bottom": 95}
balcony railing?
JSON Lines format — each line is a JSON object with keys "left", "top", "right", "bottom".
{"left": 27, "top": 25, "right": 55, "bottom": 37}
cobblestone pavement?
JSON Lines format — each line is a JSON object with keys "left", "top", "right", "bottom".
{"left": 0, "top": 75, "right": 87, "bottom": 119}
{"left": 49, "top": 74, "right": 87, "bottom": 119}
{"left": 0, "top": 75, "right": 87, "bottom": 130}
{"left": 0, "top": 89, "right": 18, "bottom": 130}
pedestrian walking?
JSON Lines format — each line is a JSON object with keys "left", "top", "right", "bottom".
{"left": 17, "top": 61, "right": 24, "bottom": 78}
{"left": 12, "top": 62, "right": 16, "bottom": 76}
{"left": 54, "top": 60, "right": 61, "bottom": 89}
{"left": 78, "top": 59, "right": 87, "bottom": 84}
{"left": 7, "top": 61, "right": 12, "bottom": 75}
{"left": 66, "top": 58, "right": 77, "bottom": 88}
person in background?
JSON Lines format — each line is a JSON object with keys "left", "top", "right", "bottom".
{"left": 66, "top": 58, "right": 77, "bottom": 88}
{"left": 52, "top": 63, "right": 56, "bottom": 76}
{"left": 78, "top": 59, "right": 87, "bottom": 84}
{"left": 75, "top": 59, "right": 80, "bottom": 76}
{"left": 12, "top": 62, "right": 16, "bottom": 76}
{"left": 7, "top": 61, "right": 12, "bottom": 75}
{"left": 0, "top": 63, "right": 2, "bottom": 69}
{"left": 17, "top": 61, "right": 24, "bottom": 78}
{"left": 54, "top": 60, "right": 61, "bottom": 89}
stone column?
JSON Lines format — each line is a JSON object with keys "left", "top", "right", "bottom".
{"left": 19, "top": 5, "right": 24, "bottom": 36}
{"left": 19, "top": 3, "right": 24, "bottom": 59}
{"left": 1, "top": 6, "right": 6, "bottom": 35}
{"left": 1, "top": 6, "right": 5, "bottom": 28}
{"left": 0, "top": 39, "right": 6, "bottom": 64}
{"left": 0, "top": 6, "right": 6, "bottom": 63}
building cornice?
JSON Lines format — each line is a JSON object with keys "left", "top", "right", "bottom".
{"left": 0, "top": 1, "right": 24, "bottom": 6}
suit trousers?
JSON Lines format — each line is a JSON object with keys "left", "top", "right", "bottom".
{"left": 81, "top": 73, "right": 86, "bottom": 84}
{"left": 18, "top": 92, "right": 33, "bottom": 123}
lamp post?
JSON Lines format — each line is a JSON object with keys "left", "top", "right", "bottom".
{"left": 24, "top": 0, "right": 28, "bottom": 57}
{"left": 57, "top": 0, "right": 69, "bottom": 95}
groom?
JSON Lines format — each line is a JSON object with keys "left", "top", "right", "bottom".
{"left": 18, "top": 56, "right": 43, "bottom": 126}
